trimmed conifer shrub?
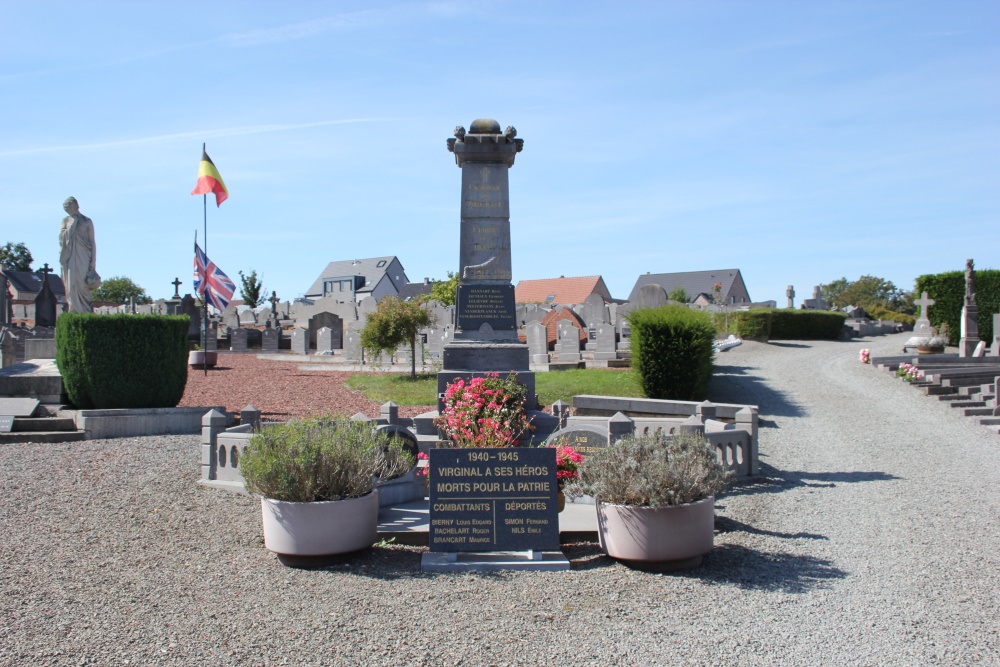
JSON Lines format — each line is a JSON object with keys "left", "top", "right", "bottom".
{"left": 730, "top": 309, "right": 772, "bottom": 341}
{"left": 769, "top": 309, "right": 846, "bottom": 340}
{"left": 628, "top": 305, "right": 715, "bottom": 401}
{"left": 55, "top": 314, "right": 189, "bottom": 409}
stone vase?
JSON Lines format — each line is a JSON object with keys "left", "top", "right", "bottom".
{"left": 596, "top": 496, "right": 715, "bottom": 568}
{"left": 260, "top": 491, "right": 379, "bottom": 558}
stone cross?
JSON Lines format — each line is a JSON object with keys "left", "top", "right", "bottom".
{"left": 39, "top": 263, "right": 52, "bottom": 279}
{"left": 786, "top": 285, "right": 795, "bottom": 309}
{"left": 914, "top": 292, "right": 935, "bottom": 320}
{"left": 269, "top": 290, "right": 279, "bottom": 317}
{"left": 171, "top": 277, "right": 182, "bottom": 299}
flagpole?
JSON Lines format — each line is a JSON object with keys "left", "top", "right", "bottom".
{"left": 202, "top": 143, "right": 208, "bottom": 377}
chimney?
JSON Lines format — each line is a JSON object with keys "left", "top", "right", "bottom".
{"left": 424, "top": 277, "right": 430, "bottom": 284}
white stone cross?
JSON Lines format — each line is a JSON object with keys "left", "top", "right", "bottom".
{"left": 914, "top": 292, "right": 935, "bottom": 319}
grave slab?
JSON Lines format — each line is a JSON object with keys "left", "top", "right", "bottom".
{"left": 0, "top": 397, "right": 40, "bottom": 417}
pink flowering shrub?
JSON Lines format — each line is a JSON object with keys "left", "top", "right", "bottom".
{"left": 434, "top": 373, "right": 533, "bottom": 448}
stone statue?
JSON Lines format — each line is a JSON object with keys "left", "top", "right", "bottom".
{"left": 504, "top": 126, "right": 517, "bottom": 140}
{"left": 454, "top": 126, "right": 466, "bottom": 141}
{"left": 59, "top": 196, "right": 101, "bottom": 313}
{"left": 965, "top": 258, "right": 976, "bottom": 305}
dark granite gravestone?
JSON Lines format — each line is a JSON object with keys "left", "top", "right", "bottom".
{"left": 180, "top": 294, "right": 201, "bottom": 342}
{"left": 34, "top": 264, "right": 58, "bottom": 328}
{"left": 544, "top": 424, "right": 609, "bottom": 456}
{"left": 0, "top": 271, "right": 9, "bottom": 325}
{"left": 308, "top": 311, "right": 343, "bottom": 350}
{"left": 428, "top": 447, "right": 558, "bottom": 552}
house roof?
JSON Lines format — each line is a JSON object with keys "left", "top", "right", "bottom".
{"left": 3, "top": 269, "right": 65, "bottom": 297}
{"left": 627, "top": 269, "right": 747, "bottom": 303}
{"left": 305, "top": 256, "right": 404, "bottom": 297}
{"left": 398, "top": 280, "right": 434, "bottom": 301}
{"left": 514, "top": 275, "right": 610, "bottom": 305}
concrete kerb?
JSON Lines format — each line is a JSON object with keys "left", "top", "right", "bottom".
{"left": 75, "top": 405, "right": 227, "bottom": 440}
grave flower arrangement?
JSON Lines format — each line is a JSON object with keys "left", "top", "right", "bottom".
{"left": 434, "top": 373, "right": 533, "bottom": 448}
{"left": 859, "top": 348, "right": 870, "bottom": 364}
{"left": 547, "top": 443, "right": 584, "bottom": 490}
{"left": 896, "top": 363, "right": 924, "bottom": 382}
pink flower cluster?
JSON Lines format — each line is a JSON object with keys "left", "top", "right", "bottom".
{"left": 551, "top": 444, "right": 584, "bottom": 487}
{"left": 897, "top": 363, "right": 924, "bottom": 382}
{"left": 434, "top": 373, "right": 531, "bottom": 448}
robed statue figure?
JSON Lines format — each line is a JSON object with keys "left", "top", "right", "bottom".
{"left": 59, "top": 196, "right": 101, "bottom": 313}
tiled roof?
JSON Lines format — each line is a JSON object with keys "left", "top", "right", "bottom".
{"left": 515, "top": 275, "right": 610, "bottom": 305}
{"left": 3, "top": 269, "right": 65, "bottom": 296}
{"left": 539, "top": 307, "right": 588, "bottom": 346}
{"left": 627, "top": 269, "right": 748, "bottom": 303}
{"left": 305, "top": 257, "right": 406, "bottom": 298}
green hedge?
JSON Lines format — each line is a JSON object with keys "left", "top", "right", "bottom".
{"left": 916, "top": 269, "right": 998, "bottom": 346}
{"left": 769, "top": 309, "right": 846, "bottom": 340}
{"left": 731, "top": 309, "right": 772, "bottom": 340}
{"left": 56, "top": 314, "right": 190, "bottom": 409}
{"left": 628, "top": 305, "right": 715, "bottom": 401}
{"left": 865, "top": 305, "right": 915, "bottom": 326}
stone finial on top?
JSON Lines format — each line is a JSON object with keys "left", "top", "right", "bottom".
{"left": 504, "top": 126, "right": 517, "bottom": 140}
{"left": 454, "top": 125, "right": 466, "bottom": 141}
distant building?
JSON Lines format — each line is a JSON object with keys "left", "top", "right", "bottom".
{"left": 628, "top": 269, "right": 751, "bottom": 305}
{"left": 514, "top": 275, "right": 613, "bottom": 305}
{"left": 398, "top": 277, "right": 435, "bottom": 302}
{"left": 3, "top": 269, "right": 66, "bottom": 304}
{"left": 305, "top": 257, "right": 409, "bottom": 302}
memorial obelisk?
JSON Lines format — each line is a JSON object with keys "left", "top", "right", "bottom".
{"left": 439, "top": 119, "right": 534, "bottom": 406}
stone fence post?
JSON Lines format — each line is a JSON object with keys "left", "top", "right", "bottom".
{"left": 240, "top": 404, "right": 261, "bottom": 431}
{"left": 551, "top": 400, "right": 569, "bottom": 429}
{"left": 607, "top": 411, "right": 634, "bottom": 444}
{"left": 201, "top": 409, "right": 227, "bottom": 481}
{"left": 735, "top": 407, "right": 759, "bottom": 475}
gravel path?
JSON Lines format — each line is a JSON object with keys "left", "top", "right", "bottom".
{"left": 2, "top": 333, "right": 997, "bottom": 666}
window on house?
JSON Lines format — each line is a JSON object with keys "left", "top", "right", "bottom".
{"left": 376, "top": 260, "right": 386, "bottom": 267}
{"left": 545, "top": 295, "right": 556, "bottom": 303}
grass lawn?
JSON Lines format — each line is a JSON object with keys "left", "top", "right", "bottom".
{"left": 344, "top": 369, "right": 644, "bottom": 407}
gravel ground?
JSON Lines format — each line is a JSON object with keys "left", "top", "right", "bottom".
{"left": 2, "top": 333, "right": 998, "bottom": 667}
{"left": 178, "top": 354, "right": 435, "bottom": 419}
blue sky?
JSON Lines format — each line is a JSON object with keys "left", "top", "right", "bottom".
{"left": 1, "top": 1, "right": 997, "bottom": 305}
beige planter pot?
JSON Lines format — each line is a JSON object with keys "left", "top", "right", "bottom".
{"left": 188, "top": 351, "right": 217, "bottom": 368}
{"left": 597, "top": 496, "right": 715, "bottom": 568}
{"left": 260, "top": 490, "right": 379, "bottom": 557}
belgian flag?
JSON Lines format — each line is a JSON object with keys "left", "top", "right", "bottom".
{"left": 191, "top": 149, "right": 228, "bottom": 206}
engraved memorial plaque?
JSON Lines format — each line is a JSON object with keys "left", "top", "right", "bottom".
{"left": 429, "top": 447, "right": 559, "bottom": 552}
{"left": 456, "top": 284, "right": 516, "bottom": 332}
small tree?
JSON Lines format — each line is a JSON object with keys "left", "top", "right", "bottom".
{"left": 91, "top": 276, "right": 152, "bottom": 305}
{"left": 429, "top": 271, "right": 460, "bottom": 306}
{"left": 0, "top": 242, "right": 33, "bottom": 271}
{"left": 667, "top": 286, "right": 688, "bottom": 303}
{"left": 238, "top": 269, "right": 265, "bottom": 308}
{"left": 360, "top": 296, "right": 435, "bottom": 378}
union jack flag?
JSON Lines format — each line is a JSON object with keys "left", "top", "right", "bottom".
{"left": 194, "top": 243, "right": 236, "bottom": 311}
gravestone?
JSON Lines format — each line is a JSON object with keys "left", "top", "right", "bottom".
{"left": 992, "top": 313, "right": 1000, "bottom": 357}
{"left": 554, "top": 322, "right": 582, "bottom": 362}
{"left": 913, "top": 292, "right": 935, "bottom": 335}
{"left": 238, "top": 308, "right": 257, "bottom": 326}
{"left": 204, "top": 323, "right": 218, "bottom": 352}
{"left": 34, "top": 265, "right": 58, "bottom": 328}
{"left": 786, "top": 285, "right": 795, "bottom": 309}
{"left": 309, "top": 313, "right": 343, "bottom": 350}
{"left": 316, "top": 326, "right": 334, "bottom": 354}
{"left": 180, "top": 294, "right": 201, "bottom": 342}
{"left": 0, "top": 330, "right": 14, "bottom": 368}
{"left": 344, "top": 320, "right": 364, "bottom": 362}
{"left": 291, "top": 328, "right": 307, "bottom": 355}
{"left": 525, "top": 321, "right": 548, "bottom": 364}
{"left": 594, "top": 323, "right": 617, "bottom": 360}
{"left": 230, "top": 327, "right": 247, "bottom": 352}
{"left": 0, "top": 271, "right": 9, "bottom": 325}
{"left": 262, "top": 327, "right": 279, "bottom": 352}
{"left": 631, "top": 283, "right": 668, "bottom": 311}
{"left": 439, "top": 119, "right": 533, "bottom": 406}
{"left": 960, "top": 259, "right": 979, "bottom": 357}
{"left": 545, "top": 424, "right": 609, "bottom": 456}
{"left": 582, "top": 294, "right": 609, "bottom": 351}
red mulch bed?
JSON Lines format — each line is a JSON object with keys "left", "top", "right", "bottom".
{"left": 179, "top": 353, "right": 435, "bottom": 420}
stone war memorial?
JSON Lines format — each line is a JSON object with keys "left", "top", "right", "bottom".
{"left": 423, "top": 119, "right": 565, "bottom": 571}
